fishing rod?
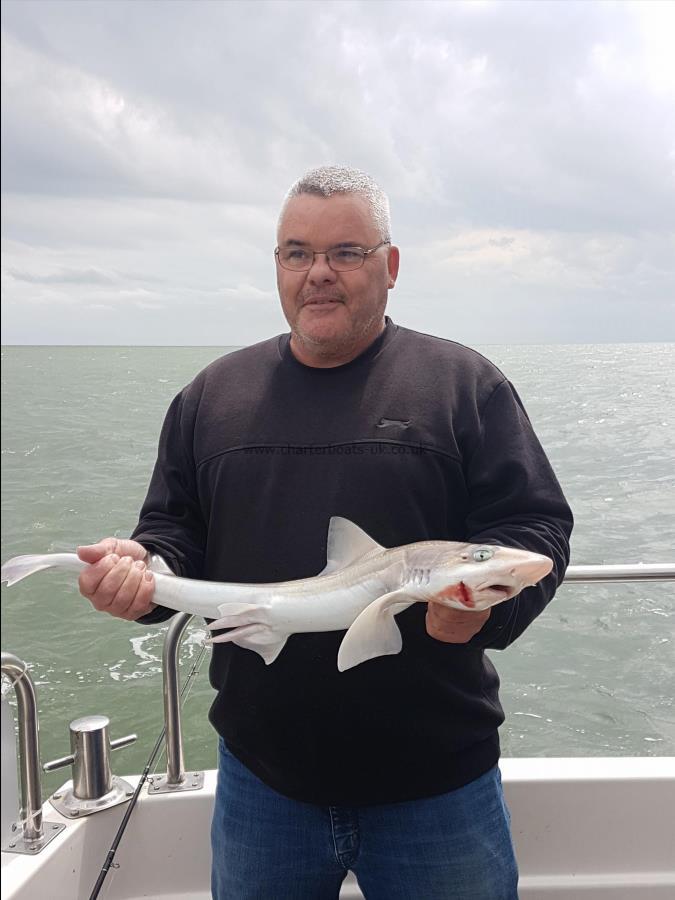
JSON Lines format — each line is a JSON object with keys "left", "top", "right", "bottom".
{"left": 88, "top": 640, "right": 208, "bottom": 900}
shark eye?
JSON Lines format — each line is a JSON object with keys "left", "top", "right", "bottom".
{"left": 473, "top": 547, "right": 494, "bottom": 562}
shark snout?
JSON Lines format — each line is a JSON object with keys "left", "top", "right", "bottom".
{"left": 474, "top": 555, "right": 553, "bottom": 603}
{"left": 519, "top": 555, "right": 554, "bottom": 586}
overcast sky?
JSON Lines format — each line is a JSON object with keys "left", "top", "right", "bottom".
{"left": 1, "top": 0, "right": 674, "bottom": 345}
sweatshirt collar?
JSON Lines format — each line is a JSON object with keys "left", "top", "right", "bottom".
{"left": 279, "top": 317, "right": 398, "bottom": 373}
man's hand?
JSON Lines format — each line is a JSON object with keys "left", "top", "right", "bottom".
{"left": 77, "top": 538, "right": 156, "bottom": 621}
{"left": 425, "top": 602, "right": 490, "bottom": 644}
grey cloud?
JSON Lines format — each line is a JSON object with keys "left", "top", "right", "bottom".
{"left": 3, "top": 2, "right": 673, "bottom": 229}
{"left": 1, "top": 0, "right": 673, "bottom": 343}
{"left": 9, "top": 266, "right": 115, "bottom": 285}
{"left": 489, "top": 237, "right": 516, "bottom": 249}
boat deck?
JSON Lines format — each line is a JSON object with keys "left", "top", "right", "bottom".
{"left": 2, "top": 757, "right": 674, "bottom": 899}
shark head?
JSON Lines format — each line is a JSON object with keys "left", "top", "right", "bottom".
{"left": 427, "top": 543, "right": 553, "bottom": 612}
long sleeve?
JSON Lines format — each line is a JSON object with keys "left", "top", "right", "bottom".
{"left": 131, "top": 388, "right": 207, "bottom": 624}
{"left": 464, "top": 379, "right": 573, "bottom": 649}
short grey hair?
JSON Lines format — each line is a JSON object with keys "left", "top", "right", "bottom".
{"left": 279, "top": 165, "right": 391, "bottom": 242}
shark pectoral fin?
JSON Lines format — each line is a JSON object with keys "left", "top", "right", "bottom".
{"left": 207, "top": 623, "right": 288, "bottom": 665}
{"left": 337, "top": 590, "right": 416, "bottom": 672}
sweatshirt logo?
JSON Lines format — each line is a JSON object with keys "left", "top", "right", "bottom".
{"left": 376, "top": 417, "right": 411, "bottom": 429}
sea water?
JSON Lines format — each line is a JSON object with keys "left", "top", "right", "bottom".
{"left": 1, "top": 343, "right": 674, "bottom": 792}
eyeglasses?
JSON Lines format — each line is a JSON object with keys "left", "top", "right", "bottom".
{"left": 275, "top": 241, "right": 390, "bottom": 272}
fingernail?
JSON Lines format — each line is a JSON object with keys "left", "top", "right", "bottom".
{"left": 110, "top": 554, "right": 120, "bottom": 564}
{"left": 135, "top": 560, "right": 145, "bottom": 571}
{"left": 121, "top": 556, "right": 132, "bottom": 564}
{"left": 144, "top": 571, "right": 153, "bottom": 581}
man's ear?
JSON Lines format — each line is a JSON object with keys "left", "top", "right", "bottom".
{"left": 387, "top": 245, "right": 400, "bottom": 289}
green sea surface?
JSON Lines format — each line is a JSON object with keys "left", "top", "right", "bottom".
{"left": 2, "top": 344, "right": 674, "bottom": 792}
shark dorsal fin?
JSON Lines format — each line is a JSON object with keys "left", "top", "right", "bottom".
{"left": 318, "top": 517, "right": 384, "bottom": 576}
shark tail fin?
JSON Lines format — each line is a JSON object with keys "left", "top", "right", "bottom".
{"left": 337, "top": 590, "right": 415, "bottom": 672}
{"left": 1, "top": 553, "right": 84, "bottom": 587}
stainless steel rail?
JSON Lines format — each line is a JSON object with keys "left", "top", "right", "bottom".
{"left": 1, "top": 652, "right": 43, "bottom": 843}
{"left": 162, "top": 612, "right": 193, "bottom": 786}
{"left": 564, "top": 563, "right": 675, "bottom": 583}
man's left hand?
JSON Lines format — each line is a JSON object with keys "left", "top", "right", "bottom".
{"left": 425, "top": 603, "right": 491, "bottom": 643}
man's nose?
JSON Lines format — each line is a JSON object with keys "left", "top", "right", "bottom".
{"left": 307, "top": 252, "right": 337, "bottom": 283}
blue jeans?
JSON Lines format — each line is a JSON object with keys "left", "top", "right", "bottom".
{"left": 211, "top": 738, "right": 518, "bottom": 899}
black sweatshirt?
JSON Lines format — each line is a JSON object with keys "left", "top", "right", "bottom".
{"left": 132, "top": 320, "right": 573, "bottom": 805}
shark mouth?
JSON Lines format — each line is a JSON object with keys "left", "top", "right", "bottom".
{"left": 432, "top": 581, "right": 513, "bottom": 609}
{"left": 485, "top": 584, "right": 512, "bottom": 597}
{"left": 472, "top": 583, "right": 516, "bottom": 608}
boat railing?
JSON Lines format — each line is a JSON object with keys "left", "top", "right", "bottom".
{"left": 163, "top": 612, "right": 190, "bottom": 785}
{"left": 148, "top": 612, "right": 204, "bottom": 794}
{"left": 1, "top": 652, "right": 65, "bottom": 853}
{"left": 563, "top": 563, "right": 675, "bottom": 583}
{"left": 2, "top": 563, "right": 674, "bottom": 852}
{"left": 1, "top": 653, "right": 43, "bottom": 843}
{"left": 156, "top": 563, "right": 675, "bottom": 786}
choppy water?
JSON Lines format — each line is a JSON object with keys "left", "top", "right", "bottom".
{"left": 1, "top": 343, "right": 674, "bottom": 792}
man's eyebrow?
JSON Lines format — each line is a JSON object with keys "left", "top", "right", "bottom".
{"left": 280, "top": 239, "right": 362, "bottom": 248}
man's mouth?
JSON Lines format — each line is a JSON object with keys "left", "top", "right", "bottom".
{"left": 302, "top": 295, "right": 344, "bottom": 306}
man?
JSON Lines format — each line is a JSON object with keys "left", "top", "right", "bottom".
{"left": 78, "top": 166, "right": 573, "bottom": 899}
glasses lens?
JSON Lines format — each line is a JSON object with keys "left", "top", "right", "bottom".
{"left": 326, "top": 248, "right": 366, "bottom": 271}
{"left": 277, "top": 248, "right": 313, "bottom": 270}
{"left": 276, "top": 246, "right": 368, "bottom": 271}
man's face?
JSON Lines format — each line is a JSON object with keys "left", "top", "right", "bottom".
{"left": 276, "top": 193, "right": 399, "bottom": 367}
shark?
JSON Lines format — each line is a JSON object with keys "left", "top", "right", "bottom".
{"left": 1, "top": 517, "right": 553, "bottom": 671}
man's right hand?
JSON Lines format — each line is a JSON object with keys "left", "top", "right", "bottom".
{"left": 77, "top": 538, "right": 157, "bottom": 621}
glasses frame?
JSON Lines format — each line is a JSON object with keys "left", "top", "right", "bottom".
{"left": 274, "top": 240, "right": 391, "bottom": 272}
